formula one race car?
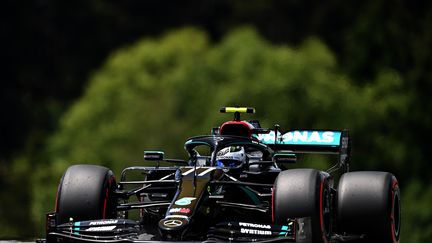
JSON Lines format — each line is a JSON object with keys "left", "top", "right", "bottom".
{"left": 40, "top": 107, "right": 401, "bottom": 243}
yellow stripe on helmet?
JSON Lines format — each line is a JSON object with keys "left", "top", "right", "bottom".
{"left": 220, "top": 107, "right": 255, "bottom": 114}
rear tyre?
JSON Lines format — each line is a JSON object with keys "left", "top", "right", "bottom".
{"left": 337, "top": 171, "right": 400, "bottom": 242}
{"left": 273, "top": 169, "right": 331, "bottom": 243}
{"left": 56, "top": 164, "right": 117, "bottom": 224}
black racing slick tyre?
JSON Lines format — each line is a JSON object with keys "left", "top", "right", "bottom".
{"left": 56, "top": 164, "right": 117, "bottom": 224}
{"left": 273, "top": 169, "right": 331, "bottom": 243}
{"left": 337, "top": 171, "right": 401, "bottom": 243}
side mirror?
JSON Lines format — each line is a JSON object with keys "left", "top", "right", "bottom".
{"left": 144, "top": 151, "right": 164, "bottom": 161}
{"left": 273, "top": 153, "right": 296, "bottom": 164}
{"left": 211, "top": 127, "right": 220, "bottom": 135}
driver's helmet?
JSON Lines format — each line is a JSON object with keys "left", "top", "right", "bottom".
{"left": 216, "top": 146, "right": 246, "bottom": 168}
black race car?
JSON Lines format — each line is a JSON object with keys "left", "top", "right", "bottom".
{"left": 40, "top": 107, "right": 401, "bottom": 243}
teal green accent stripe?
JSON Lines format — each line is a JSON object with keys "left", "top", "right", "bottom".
{"left": 281, "top": 225, "right": 289, "bottom": 231}
{"left": 239, "top": 186, "right": 261, "bottom": 205}
{"left": 73, "top": 222, "right": 80, "bottom": 235}
{"left": 258, "top": 130, "right": 342, "bottom": 146}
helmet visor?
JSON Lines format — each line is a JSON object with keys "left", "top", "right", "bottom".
{"left": 216, "top": 159, "right": 242, "bottom": 168}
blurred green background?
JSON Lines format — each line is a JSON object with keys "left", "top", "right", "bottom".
{"left": 2, "top": 1, "right": 432, "bottom": 242}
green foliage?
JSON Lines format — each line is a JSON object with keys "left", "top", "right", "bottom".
{"left": 402, "top": 181, "right": 432, "bottom": 243}
{"left": 24, "top": 27, "right": 430, "bottom": 240}
{"left": 3, "top": 1, "right": 432, "bottom": 240}
{"left": 48, "top": 28, "right": 211, "bottom": 167}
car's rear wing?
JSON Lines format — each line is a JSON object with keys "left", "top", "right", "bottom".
{"left": 256, "top": 129, "right": 351, "bottom": 172}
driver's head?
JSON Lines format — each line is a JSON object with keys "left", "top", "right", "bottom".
{"left": 216, "top": 146, "right": 245, "bottom": 168}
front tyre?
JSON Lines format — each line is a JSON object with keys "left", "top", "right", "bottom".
{"left": 337, "top": 171, "right": 401, "bottom": 242}
{"left": 273, "top": 169, "right": 331, "bottom": 243}
{"left": 56, "top": 164, "right": 117, "bottom": 224}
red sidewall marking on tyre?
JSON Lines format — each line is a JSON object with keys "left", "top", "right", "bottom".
{"left": 271, "top": 185, "right": 275, "bottom": 223}
{"left": 391, "top": 177, "right": 399, "bottom": 243}
{"left": 102, "top": 176, "right": 115, "bottom": 219}
{"left": 102, "top": 188, "right": 109, "bottom": 219}
{"left": 55, "top": 184, "right": 60, "bottom": 212}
